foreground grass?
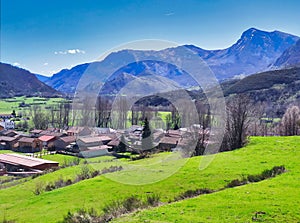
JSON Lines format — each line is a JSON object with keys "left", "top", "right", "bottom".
{"left": 114, "top": 137, "right": 300, "bottom": 222}
{"left": 1, "top": 136, "right": 300, "bottom": 222}
{"left": 115, "top": 172, "right": 300, "bottom": 222}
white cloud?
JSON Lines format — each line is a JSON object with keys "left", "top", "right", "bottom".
{"left": 13, "top": 62, "right": 20, "bottom": 66}
{"left": 43, "top": 62, "right": 48, "bottom": 66}
{"left": 165, "top": 12, "right": 175, "bottom": 16}
{"left": 54, "top": 49, "right": 85, "bottom": 55}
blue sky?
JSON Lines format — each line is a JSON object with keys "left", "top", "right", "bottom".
{"left": 1, "top": 0, "right": 300, "bottom": 76}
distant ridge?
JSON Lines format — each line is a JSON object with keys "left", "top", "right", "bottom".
{"left": 273, "top": 39, "right": 300, "bottom": 68}
{"left": 0, "top": 63, "right": 59, "bottom": 98}
{"left": 39, "top": 28, "right": 299, "bottom": 94}
{"left": 35, "top": 74, "right": 50, "bottom": 82}
{"left": 219, "top": 67, "right": 300, "bottom": 112}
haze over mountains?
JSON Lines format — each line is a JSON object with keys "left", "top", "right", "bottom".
{"left": 41, "top": 28, "right": 300, "bottom": 94}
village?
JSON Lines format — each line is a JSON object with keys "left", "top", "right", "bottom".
{"left": 0, "top": 112, "right": 209, "bottom": 176}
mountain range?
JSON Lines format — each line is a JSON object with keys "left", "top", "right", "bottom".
{"left": 0, "top": 63, "right": 59, "bottom": 98}
{"left": 1, "top": 27, "right": 300, "bottom": 97}
{"left": 41, "top": 27, "right": 300, "bottom": 94}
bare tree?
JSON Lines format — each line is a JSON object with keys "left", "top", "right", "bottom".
{"left": 113, "top": 96, "right": 128, "bottom": 129}
{"left": 95, "top": 96, "right": 111, "bottom": 128}
{"left": 131, "top": 105, "right": 139, "bottom": 125}
{"left": 248, "top": 102, "right": 267, "bottom": 136}
{"left": 62, "top": 102, "right": 71, "bottom": 128}
{"left": 221, "top": 94, "right": 253, "bottom": 151}
{"left": 194, "top": 101, "right": 211, "bottom": 155}
{"left": 80, "top": 96, "right": 95, "bottom": 127}
{"left": 31, "top": 105, "right": 48, "bottom": 129}
{"left": 280, "top": 105, "right": 300, "bottom": 136}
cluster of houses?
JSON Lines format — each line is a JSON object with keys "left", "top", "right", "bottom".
{"left": 0, "top": 112, "right": 210, "bottom": 175}
{"left": 0, "top": 127, "right": 119, "bottom": 158}
{"left": 0, "top": 124, "right": 209, "bottom": 156}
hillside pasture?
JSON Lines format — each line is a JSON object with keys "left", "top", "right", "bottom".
{"left": 0, "top": 136, "right": 299, "bottom": 222}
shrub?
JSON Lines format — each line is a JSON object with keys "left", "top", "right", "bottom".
{"left": 62, "top": 194, "right": 160, "bottom": 222}
{"left": 33, "top": 181, "right": 44, "bottom": 195}
{"left": 122, "top": 196, "right": 142, "bottom": 212}
{"left": 102, "top": 200, "right": 125, "bottom": 219}
{"left": 247, "top": 174, "right": 262, "bottom": 182}
{"left": 77, "top": 165, "right": 91, "bottom": 180}
{"left": 262, "top": 165, "right": 286, "bottom": 178}
{"left": 174, "top": 188, "right": 213, "bottom": 201}
{"left": 45, "top": 184, "right": 55, "bottom": 192}
{"left": 227, "top": 165, "right": 286, "bottom": 188}
{"left": 65, "top": 179, "right": 73, "bottom": 186}
{"left": 73, "top": 157, "right": 81, "bottom": 166}
{"left": 226, "top": 179, "right": 247, "bottom": 188}
{"left": 54, "top": 177, "right": 65, "bottom": 188}
{"left": 62, "top": 208, "right": 98, "bottom": 223}
{"left": 91, "top": 170, "right": 100, "bottom": 178}
{"left": 145, "top": 193, "right": 160, "bottom": 206}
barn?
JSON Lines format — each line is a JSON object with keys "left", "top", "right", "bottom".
{"left": 0, "top": 153, "right": 59, "bottom": 174}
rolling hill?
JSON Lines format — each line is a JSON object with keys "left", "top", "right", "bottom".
{"left": 0, "top": 63, "right": 59, "bottom": 98}
{"left": 223, "top": 67, "right": 300, "bottom": 95}
{"left": 1, "top": 137, "right": 300, "bottom": 222}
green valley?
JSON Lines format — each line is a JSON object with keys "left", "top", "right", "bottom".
{"left": 1, "top": 136, "right": 299, "bottom": 222}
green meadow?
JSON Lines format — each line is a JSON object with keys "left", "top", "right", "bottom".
{"left": 0, "top": 96, "right": 66, "bottom": 114}
{"left": 0, "top": 136, "right": 300, "bottom": 222}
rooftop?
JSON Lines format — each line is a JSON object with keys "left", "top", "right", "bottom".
{"left": 0, "top": 136, "right": 17, "bottom": 142}
{"left": 67, "top": 126, "right": 87, "bottom": 133}
{"left": 18, "top": 137, "right": 36, "bottom": 143}
{"left": 30, "top": 129, "right": 43, "bottom": 134}
{"left": 78, "top": 136, "right": 111, "bottom": 144}
{"left": 0, "top": 153, "right": 58, "bottom": 168}
{"left": 159, "top": 136, "right": 180, "bottom": 145}
{"left": 60, "top": 136, "right": 76, "bottom": 143}
{"left": 38, "top": 135, "right": 56, "bottom": 142}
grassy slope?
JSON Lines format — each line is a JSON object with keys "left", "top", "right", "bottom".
{"left": 115, "top": 136, "right": 300, "bottom": 222}
{"left": 0, "top": 136, "right": 300, "bottom": 222}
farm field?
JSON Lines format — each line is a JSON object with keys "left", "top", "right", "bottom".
{"left": 0, "top": 96, "right": 70, "bottom": 131}
{"left": 0, "top": 96, "right": 66, "bottom": 114}
{"left": 0, "top": 96, "right": 172, "bottom": 130}
{"left": 0, "top": 136, "right": 299, "bottom": 222}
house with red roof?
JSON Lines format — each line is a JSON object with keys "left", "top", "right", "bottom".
{"left": 38, "top": 135, "right": 57, "bottom": 150}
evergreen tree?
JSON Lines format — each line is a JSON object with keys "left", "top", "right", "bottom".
{"left": 141, "top": 118, "right": 153, "bottom": 151}
{"left": 117, "top": 134, "right": 127, "bottom": 153}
